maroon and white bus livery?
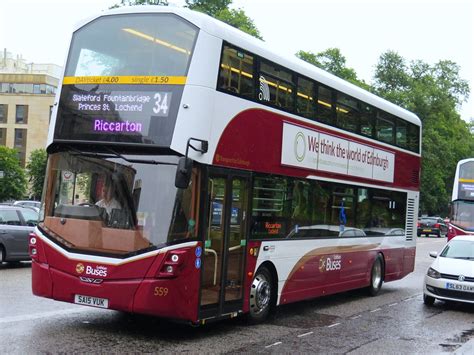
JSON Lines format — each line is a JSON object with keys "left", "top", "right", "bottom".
{"left": 31, "top": 6, "right": 421, "bottom": 324}
{"left": 447, "top": 159, "right": 474, "bottom": 240}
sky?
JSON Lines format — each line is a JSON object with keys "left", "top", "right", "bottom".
{"left": 0, "top": 0, "right": 472, "bottom": 121}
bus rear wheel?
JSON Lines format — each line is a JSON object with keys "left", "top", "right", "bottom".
{"left": 368, "top": 254, "right": 384, "bottom": 296}
{"left": 248, "top": 266, "right": 273, "bottom": 323}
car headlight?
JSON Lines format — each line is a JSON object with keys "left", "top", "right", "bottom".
{"left": 427, "top": 267, "right": 441, "bottom": 279}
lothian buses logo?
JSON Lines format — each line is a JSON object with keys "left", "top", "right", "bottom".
{"left": 294, "top": 132, "right": 306, "bottom": 162}
{"left": 319, "top": 255, "right": 342, "bottom": 272}
{"left": 76, "top": 263, "right": 85, "bottom": 274}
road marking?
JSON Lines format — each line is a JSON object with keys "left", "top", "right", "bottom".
{"left": 370, "top": 308, "right": 382, "bottom": 313}
{"left": 0, "top": 308, "right": 91, "bottom": 324}
{"left": 328, "top": 322, "right": 341, "bottom": 328}
{"left": 351, "top": 315, "right": 362, "bottom": 319}
{"left": 297, "top": 332, "right": 313, "bottom": 338}
{"left": 388, "top": 303, "right": 398, "bottom": 307}
{"left": 265, "top": 342, "right": 282, "bottom": 348}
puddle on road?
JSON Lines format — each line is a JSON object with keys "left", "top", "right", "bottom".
{"left": 268, "top": 305, "right": 341, "bottom": 329}
{"left": 439, "top": 328, "right": 474, "bottom": 352}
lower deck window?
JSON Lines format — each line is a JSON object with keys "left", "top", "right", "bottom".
{"left": 251, "top": 175, "right": 407, "bottom": 239}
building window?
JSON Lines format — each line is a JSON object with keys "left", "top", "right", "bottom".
{"left": 0, "top": 104, "right": 7, "bottom": 123}
{"left": 15, "top": 105, "right": 28, "bottom": 124}
{"left": 14, "top": 128, "right": 27, "bottom": 166}
{"left": 0, "top": 128, "right": 6, "bottom": 146}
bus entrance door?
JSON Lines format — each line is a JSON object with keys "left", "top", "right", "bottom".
{"left": 199, "top": 171, "right": 249, "bottom": 320}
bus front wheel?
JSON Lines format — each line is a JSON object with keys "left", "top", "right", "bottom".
{"left": 248, "top": 266, "right": 273, "bottom": 323}
{"left": 368, "top": 254, "right": 384, "bottom": 296}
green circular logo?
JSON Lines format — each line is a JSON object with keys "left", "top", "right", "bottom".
{"left": 294, "top": 132, "right": 306, "bottom": 162}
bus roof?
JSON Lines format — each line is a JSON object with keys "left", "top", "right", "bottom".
{"left": 74, "top": 5, "right": 421, "bottom": 127}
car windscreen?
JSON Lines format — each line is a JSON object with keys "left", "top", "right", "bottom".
{"left": 440, "top": 240, "right": 474, "bottom": 260}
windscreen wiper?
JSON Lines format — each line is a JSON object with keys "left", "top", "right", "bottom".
{"left": 103, "top": 147, "right": 178, "bottom": 166}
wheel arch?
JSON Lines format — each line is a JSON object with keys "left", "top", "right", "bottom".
{"left": 257, "top": 261, "right": 279, "bottom": 307}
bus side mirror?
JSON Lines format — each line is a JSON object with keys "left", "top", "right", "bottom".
{"left": 175, "top": 157, "right": 193, "bottom": 189}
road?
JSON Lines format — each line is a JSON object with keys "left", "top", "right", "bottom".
{"left": 1, "top": 237, "right": 473, "bottom": 353}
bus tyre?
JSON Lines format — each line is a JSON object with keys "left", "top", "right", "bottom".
{"left": 368, "top": 254, "right": 384, "bottom": 296}
{"left": 423, "top": 294, "right": 435, "bottom": 306}
{"left": 248, "top": 267, "right": 273, "bottom": 323}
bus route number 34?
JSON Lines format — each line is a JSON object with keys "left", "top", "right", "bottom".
{"left": 154, "top": 287, "right": 169, "bottom": 297}
{"left": 153, "top": 92, "right": 172, "bottom": 116}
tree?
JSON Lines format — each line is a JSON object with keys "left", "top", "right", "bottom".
{"left": 185, "top": 0, "right": 262, "bottom": 39}
{"left": 110, "top": 0, "right": 262, "bottom": 39}
{"left": 373, "top": 51, "right": 473, "bottom": 216}
{"left": 0, "top": 146, "right": 27, "bottom": 202}
{"left": 296, "top": 48, "right": 370, "bottom": 90}
{"left": 26, "top": 149, "right": 47, "bottom": 201}
{"left": 110, "top": 0, "right": 168, "bottom": 9}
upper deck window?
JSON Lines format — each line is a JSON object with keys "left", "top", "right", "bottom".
{"left": 65, "top": 14, "right": 198, "bottom": 77}
{"left": 336, "top": 92, "right": 359, "bottom": 132}
{"left": 258, "top": 60, "right": 295, "bottom": 112}
{"left": 218, "top": 45, "right": 255, "bottom": 100}
{"left": 296, "top": 76, "right": 316, "bottom": 119}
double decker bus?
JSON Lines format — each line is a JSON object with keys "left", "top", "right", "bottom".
{"left": 30, "top": 6, "right": 421, "bottom": 324}
{"left": 447, "top": 158, "right": 474, "bottom": 240}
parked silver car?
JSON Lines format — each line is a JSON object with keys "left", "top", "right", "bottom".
{"left": 0, "top": 205, "right": 38, "bottom": 263}
{"left": 13, "top": 200, "right": 41, "bottom": 212}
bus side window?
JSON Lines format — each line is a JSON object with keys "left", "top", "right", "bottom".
{"left": 395, "top": 118, "right": 408, "bottom": 149}
{"left": 258, "top": 60, "right": 295, "bottom": 112}
{"left": 316, "top": 85, "right": 334, "bottom": 125}
{"left": 360, "top": 103, "right": 375, "bottom": 138}
{"left": 218, "top": 45, "right": 255, "bottom": 100}
{"left": 376, "top": 111, "right": 395, "bottom": 144}
{"left": 296, "top": 76, "right": 316, "bottom": 119}
{"left": 407, "top": 122, "right": 420, "bottom": 153}
{"left": 336, "top": 92, "right": 359, "bottom": 132}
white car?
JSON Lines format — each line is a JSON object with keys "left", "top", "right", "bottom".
{"left": 423, "top": 235, "right": 474, "bottom": 305}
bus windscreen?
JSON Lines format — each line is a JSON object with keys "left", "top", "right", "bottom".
{"left": 54, "top": 13, "right": 198, "bottom": 146}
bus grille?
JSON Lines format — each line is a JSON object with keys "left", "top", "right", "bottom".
{"left": 405, "top": 198, "right": 415, "bottom": 241}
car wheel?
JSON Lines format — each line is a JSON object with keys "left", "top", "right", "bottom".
{"left": 248, "top": 266, "right": 274, "bottom": 323}
{"left": 423, "top": 293, "right": 435, "bottom": 306}
{"left": 0, "top": 245, "right": 5, "bottom": 263}
{"left": 368, "top": 254, "right": 384, "bottom": 296}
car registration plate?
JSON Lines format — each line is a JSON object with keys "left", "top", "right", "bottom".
{"left": 74, "top": 294, "right": 109, "bottom": 308}
{"left": 423, "top": 229, "right": 432, "bottom": 232}
{"left": 445, "top": 282, "right": 474, "bottom": 293}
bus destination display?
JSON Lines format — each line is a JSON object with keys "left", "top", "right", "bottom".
{"left": 54, "top": 84, "right": 183, "bottom": 146}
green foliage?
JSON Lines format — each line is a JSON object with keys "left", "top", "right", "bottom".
{"left": 296, "top": 48, "right": 370, "bottom": 90}
{"left": 109, "top": 0, "right": 168, "bottom": 9}
{"left": 185, "top": 0, "right": 231, "bottom": 16}
{"left": 373, "top": 50, "right": 473, "bottom": 216}
{"left": 26, "top": 149, "right": 47, "bottom": 201}
{"left": 185, "top": 0, "right": 262, "bottom": 39}
{"left": 296, "top": 48, "right": 472, "bottom": 215}
{"left": 0, "top": 146, "right": 27, "bottom": 201}
{"left": 109, "top": 0, "right": 262, "bottom": 39}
